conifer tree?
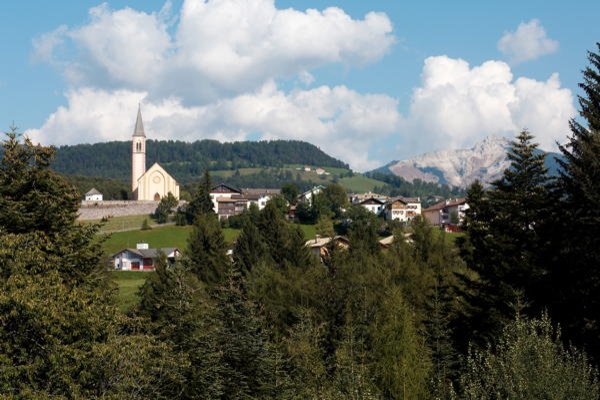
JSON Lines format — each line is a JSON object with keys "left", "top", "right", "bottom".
{"left": 184, "top": 213, "right": 230, "bottom": 287}
{"left": 232, "top": 217, "right": 272, "bottom": 275}
{"left": 185, "top": 170, "right": 214, "bottom": 224}
{"left": 458, "top": 131, "right": 552, "bottom": 346}
{"left": 215, "top": 265, "right": 286, "bottom": 399}
{"left": 554, "top": 42, "right": 600, "bottom": 361}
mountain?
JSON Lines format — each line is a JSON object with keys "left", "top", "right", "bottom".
{"left": 52, "top": 139, "right": 349, "bottom": 184}
{"left": 373, "top": 136, "right": 563, "bottom": 188}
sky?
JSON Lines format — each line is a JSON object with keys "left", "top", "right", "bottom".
{"left": 1, "top": 0, "right": 598, "bottom": 171}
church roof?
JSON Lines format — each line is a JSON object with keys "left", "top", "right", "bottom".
{"left": 133, "top": 105, "right": 146, "bottom": 137}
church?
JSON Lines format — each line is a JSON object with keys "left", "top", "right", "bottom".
{"left": 131, "top": 107, "right": 180, "bottom": 201}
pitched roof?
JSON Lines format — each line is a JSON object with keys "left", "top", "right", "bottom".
{"left": 241, "top": 188, "right": 281, "bottom": 200}
{"left": 305, "top": 235, "right": 350, "bottom": 248}
{"left": 385, "top": 196, "right": 420, "bottom": 205}
{"left": 211, "top": 183, "right": 242, "bottom": 194}
{"left": 359, "top": 197, "right": 385, "bottom": 205}
{"left": 133, "top": 104, "right": 146, "bottom": 137}
{"left": 423, "top": 198, "right": 467, "bottom": 212}
{"left": 112, "top": 247, "right": 179, "bottom": 259}
{"left": 85, "top": 188, "right": 102, "bottom": 196}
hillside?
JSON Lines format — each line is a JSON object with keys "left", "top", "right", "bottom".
{"left": 52, "top": 139, "right": 349, "bottom": 183}
{"left": 374, "top": 136, "right": 563, "bottom": 188}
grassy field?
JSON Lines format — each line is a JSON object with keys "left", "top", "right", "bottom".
{"left": 83, "top": 214, "right": 156, "bottom": 233}
{"left": 338, "top": 175, "right": 385, "bottom": 193}
{"left": 102, "top": 225, "right": 241, "bottom": 254}
{"left": 112, "top": 271, "right": 147, "bottom": 312}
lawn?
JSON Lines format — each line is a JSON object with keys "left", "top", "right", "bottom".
{"left": 83, "top": 214, "right": 155, "bottom": 233}
{"left": 298, "top": 223, "right": 317, "bottom": 240}
{"left": 338, "top": 175, "right": 386, "bottom": 193}
{"left": 102, "top": 225, "right": 241, "bottom": 254}
{"left": 112, "top": 271, "right": 147, "bottom": 312}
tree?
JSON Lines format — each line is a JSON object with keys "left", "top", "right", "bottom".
{"left": 214, "top": 265, "right": 287, "bottom": 399}
{"left": 315, "top": 215, "right": 335, "bottom": 239}
{"left": 0, "top": 130, "right": 180, "bottom": 398}
{"left": 458, "top": 131, "right": 553, "bottom": 346}
{"left": 232, "top": 217, "right": 271, "bottom": 275}
{"left": 460, "top": 314, "right": 599, "bottom": 400}
{"left": 322, "top": 183, "right": 349, "bottom": 218}
{"left": 184, "top": 213, "right": 230, "bottom": 287}
{"left": 141, "top": 218, "right": 152, "bottom": 230}
{"left": 554, "top": 42, "right": 600, "bottom": 361}
{"left": 185, "top": 170, "right": 214, "bottom": 224}
{"left": 154, "top": 192, "right": 178, "bottom": 223}
{"left": 281, "top": 183, "right": 299, "bottom": 205}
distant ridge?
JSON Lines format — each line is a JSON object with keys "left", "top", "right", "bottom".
{"left": 52, "top": 139, "right": 349, "bottom": 183}
{"left": 373, "top": 136, "right": 563, "bottom": 188}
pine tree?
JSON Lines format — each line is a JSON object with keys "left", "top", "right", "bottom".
{"left": 215, "top": 265, "right": 286, "bottom": 399}
{"left": 184, "top": 213, "right": 230, "bottom": 287}
{"left": 458, "top": 131, "right": 552, "bottom": 346}
{"left": 554, "top": 42, "right": 600, "bottom": 361}
{"left": 232, "top": 217, "right": 272, "bottom": 275}
{"left": 185, "top": 170, "right": 214, "bottom": 224}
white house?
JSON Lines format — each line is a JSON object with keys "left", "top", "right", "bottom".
{"left": 298, "top": 185, "right": 325, "bottom": 204}
{"left": 210, "top": 183, "right": 243, "bottom": 214}
{"left": 242, "top": 188, "right": 281, "bottom": 210}
{"left": 112, "top": 244, "right": 180, "bottom": 271}
{"left": 358, "top": 197, "right": 385, "bottom": 214}
{"left": 383, "top": 196, "right": 422, "bottom": 222}
{"left": 85, "top": 188, "right": 103, "bottom": 201}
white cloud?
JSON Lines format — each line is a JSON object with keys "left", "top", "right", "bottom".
{"left": 36, "top": 0, "right": 394, "bottom": 103}
{"left": 498, "top": 19, "right": 559, "bottom": 64}
{"left": 26, "top": 83, "right": 401, "bottom": 171}
{"left": 402, "top": 56, "right": 575, "bottom": 155}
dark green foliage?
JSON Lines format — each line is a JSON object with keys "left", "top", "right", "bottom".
{"left": 368, "top": 171, "right": 464, "bottom": 199}
{"left": 0, "top": 130, "right": 181, "bottom": 398}
{"left": 460, "top": 314, "right": 599, "bottom": 400}
{"left": 233, "top": 218, "right": 271, "bottom": 275}
{"left": 184, "top": 213, "right": 230, "bottom": 287}
{"left": 154, "top": 191, "right": 178, "bottom": 223}
{"left": 141, "top": 218, "right": 152, "bottom": 230}
{"left": 62, "top": 174, "right": 130, "bottom": 200}
{"left": 458, "top": 131, "right": 553, "bottom": 347}
{"left": 138, "top": 255, "right": 223, "bottom": 399}
{"left": 281, "top": 183, "right": 299, "bottom": 205}
{"left": 52, "top": 139, "right": 348, "bottom": 182}
{"left": 185, "top": 170, "right": 214, "bottom": 224}
{"left": 214, "top": 265, "right": 286, "bottom": 399}
{"left": 554, "top": 42, "right": 600, "bottom": 361}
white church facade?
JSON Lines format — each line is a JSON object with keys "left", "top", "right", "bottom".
{"left": 131, "top": 106, "right": 180, "bottom": 201}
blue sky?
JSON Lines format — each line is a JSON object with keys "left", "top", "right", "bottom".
{"left": 1, "top": 0, "right": 598, "bottom": 170}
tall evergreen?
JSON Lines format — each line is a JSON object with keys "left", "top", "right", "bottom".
{"left": 458, "top": 131, "right": 552, "bottom": 347}
{"left": 184, "top": 213, "right": 230, "bottom": 287}
{"left": 0, "top": 130, "right": 178, "bottom": 398}
{"left": 554, "top": 42, "right": 600, "bottom": 361}
{"left": 185, "top": 170, "right": 214, "bottom": 224}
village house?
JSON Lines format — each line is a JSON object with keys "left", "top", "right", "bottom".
{"left": 210, "top": 184, "right": 283, "bottom": 219}
{"left": 305, "top": 236, "right": 350, "bottom": 262}
{"left": 358, "top": 197, "right": 386, "bottom": 214}
{"left": 382, "top": 196, "right": 422, "bottom": 222}
{"left": 241, "top": 188, "right": 281, "bottom": 210}
{"left": 422, "top": 198, "right": 469, "bottom": 230}
{"left": 298, "top": 185, "right": 325, "bottom": 204}
{"left": 112, "top": 244, "right": 180, "bottom": 271}
{"left": 85, "top": 188, "right": 103, "bottom": 201}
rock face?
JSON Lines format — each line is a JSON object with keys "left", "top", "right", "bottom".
{"left": 379, "top": 136, "right": 562, "bottom": 188}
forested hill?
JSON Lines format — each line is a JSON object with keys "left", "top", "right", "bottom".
{"left": 52, "top": 139, "right": 348, "bottom": 183}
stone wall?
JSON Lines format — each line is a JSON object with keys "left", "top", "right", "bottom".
{"left": 78, "top": 200, "right": 186, "bottom": 220}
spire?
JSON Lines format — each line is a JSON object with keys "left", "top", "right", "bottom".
{"left": 133, "top": 103, "right": 146, "bottom": 137}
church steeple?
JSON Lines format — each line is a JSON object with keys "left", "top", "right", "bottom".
{"left": 133, "top": 103, "right": 146, "bottom": 137}
{"left": 131, "top": 104, "right": 147, "bottom": 198}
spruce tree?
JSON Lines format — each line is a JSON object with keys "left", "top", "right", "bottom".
{"left": 186, "top": 170, "right": 214, "bottom": 224}
{"left": 232, "top": 217, "right": 272, "bottom": 275}
{"left": 458, "top": 131, "right": 552, "bottom": 346}
{"left": 184, "top": 213, "right": 230, "bottom": 287}
{"left": 555, "top": 43, "right": 600, "bottom": 361}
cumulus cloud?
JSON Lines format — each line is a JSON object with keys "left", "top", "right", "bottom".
{"left": 498, "top": 19, "right": 559, "bottom": 64}
{"left": 26, "top": 83, "right": 401, "bottom": 171}
{"left": 35, "top": 0, "right": 395, "bottom": 103}
{"left": 402, "top": 56, "right": 575, "bottom": 155}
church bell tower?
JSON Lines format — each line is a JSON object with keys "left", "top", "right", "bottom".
{"left": 131, "top": 105, "right": 146, "bottom": 199}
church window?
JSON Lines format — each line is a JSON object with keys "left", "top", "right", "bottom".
{"left": 154, "top": 193, "right": 161, "bottom": 201}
